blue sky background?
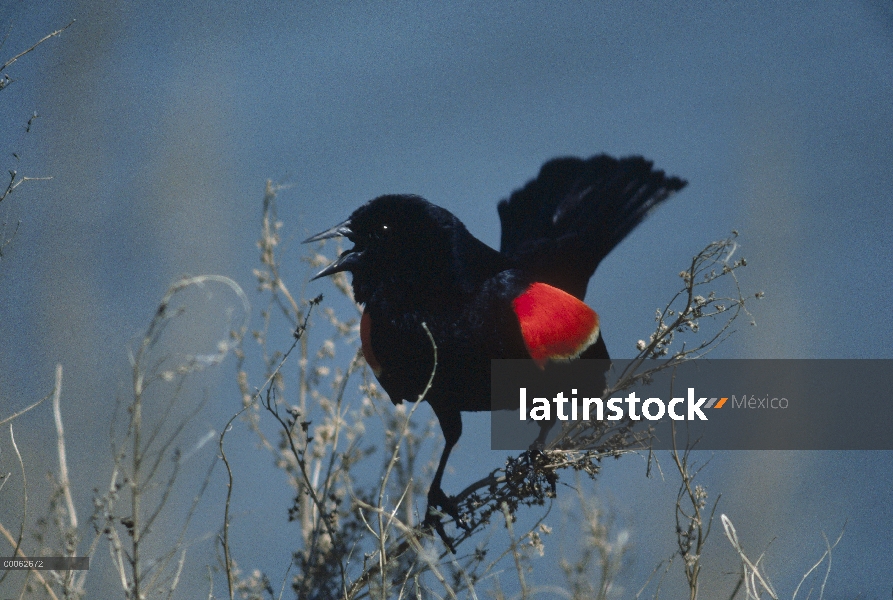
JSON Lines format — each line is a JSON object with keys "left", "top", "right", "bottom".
{"left": 1, "top": 1, "right": 891, "bottom": 597}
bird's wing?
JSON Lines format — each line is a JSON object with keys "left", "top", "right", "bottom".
{"left": 497, "top": 155, "right": 687, "bottom": 298}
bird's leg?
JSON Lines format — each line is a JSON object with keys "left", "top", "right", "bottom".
{"left": 424, "top": 410, "right": 469, "bottom": 533}
{"left": 526, "top": 419, "right": 557, "bottom": 496}
{"left": 532, "top": 418, "right": 554, "bottom": 450}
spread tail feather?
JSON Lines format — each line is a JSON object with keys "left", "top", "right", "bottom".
{"left": 498, "top": 155, "right": 686, "bottom": 299}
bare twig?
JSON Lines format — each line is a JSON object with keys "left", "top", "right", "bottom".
{"left": 0, "top": 520, "right": 60, "bottom": 600}
{"left": 0, "top": 20, "right": 74, "bottom": 74}
{"left": 671, "top": 423, "right": 720, "bottom": 600}
{"left": 722, "top": 515, "right": 779, "bottom": 599}
{"left": 791, "top": 526, "right": 845, "bottom": 600}
{"left": 91, "top": 274, "right": 248, "bottom": 599}
{"left": 0, "top": 386, "right": 54, "bottom": 427}
{"left": 220, "top": 295, "right": 336, "bottom": 599}
{"left": 51, "top": 365, "right": 77, "bottom": 531}
{"left": 0, "top": 424, "right": 27, "bottom": 591}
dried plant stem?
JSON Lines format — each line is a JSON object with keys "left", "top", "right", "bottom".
{"left": 0, "top": 521, "right": 59, "bottom": 600}
{"left": 0, "top": 20, "right": 74, "bottom": 74}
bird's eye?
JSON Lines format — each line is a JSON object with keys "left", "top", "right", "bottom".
{"left": 368, "top": 223, "right": 390, "bottom": 242}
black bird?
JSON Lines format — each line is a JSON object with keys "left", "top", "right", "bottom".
{"left": 305, "top": 155, "right": 686, "bottom": 527}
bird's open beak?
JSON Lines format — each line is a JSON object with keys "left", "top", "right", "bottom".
{"left": 303, "top": 219, "right": 354, "bottom": 243}
{"left": 303, "top": 219, "right": 362, "bottom": 280}
{"left": 309, "top": 248, "right": 363, "bottom": 280}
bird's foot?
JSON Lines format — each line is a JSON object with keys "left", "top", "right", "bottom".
{"left": 422, "top": 514, "right": 457, "bottom": 554}
{"left": 527, "top": 438, "right": 545, "bottom": 455}
{"left": 425, "top": 486, "right": 470, "bottom": 532}
{"left": 524, "top": 444, "right": 557, "bottom": 497}
{"left": 422, "top": 487, "right": 470, "bottom": 553}
{"left": 525, "top": 440, "right": 547, "bottom": 468}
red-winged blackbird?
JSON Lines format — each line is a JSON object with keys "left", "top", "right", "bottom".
{"left": 305, "top": 155, "right": 686, "bottom": 529}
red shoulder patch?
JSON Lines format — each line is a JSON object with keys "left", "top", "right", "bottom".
{"left": 512, "top": 282, "right": 600, "bottom": 368}
{"left": 360, "top": 310, "right": 382, "bottom": 377}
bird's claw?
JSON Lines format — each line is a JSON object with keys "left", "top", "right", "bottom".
{"left": 422, "top": 513, "right": 457, "bottom": 554}
{"left": 525, "top": 441, "right": 546, "bottom": 468}
{"left": 524, "top": 445, "right": 557, "bottom": 497}
{"left": 425, "top": 486, "right": 470, "bottom": 534}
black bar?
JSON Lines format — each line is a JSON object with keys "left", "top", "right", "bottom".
{"left": 0, "top": 557, "right": 89, "bottom": 570}
{"left": 491, "top": 359, "right": 893, "bottom": 451}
